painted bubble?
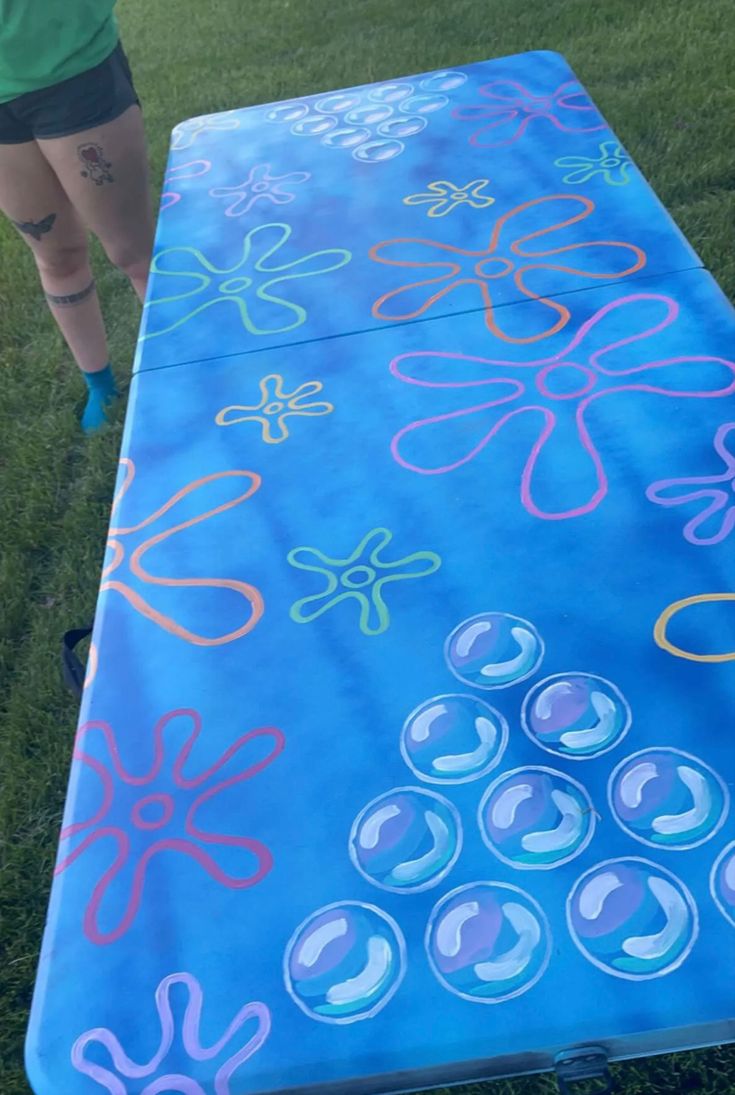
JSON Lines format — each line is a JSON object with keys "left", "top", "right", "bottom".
{"left": 344, "top": 104, "right": 394, "bottom": 126}
{"left": 377, "top": 115, "right": 427, "bottom": 139}
{"left": 291, "top": 114, "right": 338, "bottom": 136}
{"left": 321, "top": 126, "right": 371, "bottom": 150}
{"left": 609, "top": 748, "right": 729, "bottom": 850}
{"left": 369, "top": 82, "right": 415, "bottom": 103}
{"left": 399, "top": 93, "right": 449, "bottom": 114}
{"left": 315, "top": 93, "right": 362, "bottom": 114}
{"left": 419, "top": 71, "right": 468, "bottom": 93}
{"left": 426, "top": 882, "right": 551, "bottom": 1003}
{"left": 284, "top": 901, "right": 406, "bottom": 1023}
{"left": 349, "top": 787, "right": 462, "bottom": 892}
{"left": 479, "top": 767, "right": 596, "bottom": 869}
{"left": 266, "top": 102, "right": 308, "bottom": 124}
{"left": 522, "top": 673, "right": 630, "bottom": 758}
{"left": 567, "top": 858, "right": 698, "bottom": 980}
{"left": 445, "top": 612, "right": 544, "bottom": 689}
{"left": 401, "top": 694, "right": 507, "bottom": 784}
{"left": 711, "top": 841, "right": 735, "bottom": 928}
{"left": 353, "top": 139, "right": 405, "bottom": 163}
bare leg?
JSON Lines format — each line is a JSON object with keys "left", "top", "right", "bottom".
{"left": 39, "top": 105, "right": 155, "bottom": 303}
{"left": 0, "top": 138, "right": 109, "bottom": 373}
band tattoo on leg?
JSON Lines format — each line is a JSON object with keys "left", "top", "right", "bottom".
{"left": 78, "top": 142, "right": 114, "bottom": 185}
{"left": 12, "top": 213, "right": 57, "bottom": 241}
{"left": 45, "top": 280, "right": 96, "bottom": 307}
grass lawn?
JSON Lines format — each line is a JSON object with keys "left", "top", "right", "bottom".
{"left": 1, "top": 0, "right": 734, "bottom": 1092}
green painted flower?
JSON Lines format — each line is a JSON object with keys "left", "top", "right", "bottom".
{"left": 142, "top": 223, "right": 352, "bottom": 340}
{"left": 555, "top": 141, "right": 631, "bottom": 186}
{"left": 288, "top": 528, "right": 441, "bottom": 636}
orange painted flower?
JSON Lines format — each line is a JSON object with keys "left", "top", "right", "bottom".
{"left": 369, "top": 194, "right": 646, "bottom": 345}
{"left": 101, "top": 459, "right": 264, "bottom": 646}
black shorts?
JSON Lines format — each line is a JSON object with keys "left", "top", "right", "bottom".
{"left": 0, "top": 41, "right": 140, "bottom": 145}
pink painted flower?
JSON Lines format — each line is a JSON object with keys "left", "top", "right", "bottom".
{"left": 56, "top": 710, "right": 285, "bottom": 944}
{"left": 452, "top": 78, "right": 606, "bottom": 148}
{"left": 209, "top": 163, "right": 310, "bottom": 217}
{"left": 161, "top": 159, "right": 212, "bottom": 211}
{"left": 72, "top": 971, "right": 270, "bottom": 1094}
{"left": 389, "top": 293, "right": 735, "bottom": 521}
{"left": 646, "top": 422, "right": 735, "bottom": 545}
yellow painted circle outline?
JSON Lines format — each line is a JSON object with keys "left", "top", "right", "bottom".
{"left": 654, "top": 593, "right": 735, "bottom": 663}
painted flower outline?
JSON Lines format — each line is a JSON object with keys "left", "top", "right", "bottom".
{"left": 452, "top": 78, "right": 606, "bottom": 148}
{"left": 143, "top": 222, "right": 352, "bottom": 340}
{"left": 646, "top": 422, "right": 735, "bottom": 545}
{"left": 288, "top": 527, "right": 441, "bottom": 635}
{"left": 210, "top": 163, "right": 310, "bottom": 216}
{"left": 56, "top": 709, "right": 285, "bottom": 944}
{"left": 161, "top": 159, "right": 212, "bottom": 211}
{"left": 171, "top": 112, "right": 241, "bottom": 151}
{"left": 215, "top": 374, "right": 333, "bottom": 443}
{"left": 555, "top": 141, "right": 631, "bottom": 187}
{"left": 389, "top": 293, "right": 735, "bottom": 520}
{"left": 370, "top": 194, "right": 646, "bottom": 344}
{"left": 102, "top": 458, "right": 264, "bottom": 645}
{"left": 403, "top": 179, "right": 495, "bottom": 218}
{"left": 72, "top": 972, "right": 270, "bottom": 1094}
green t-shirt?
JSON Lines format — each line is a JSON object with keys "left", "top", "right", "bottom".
{"left": 0, "top": 1, "right": 118, "bottom": 104}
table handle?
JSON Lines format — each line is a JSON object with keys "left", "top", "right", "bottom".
{"left": 61, "top": 625, "right": 94, "bottom": 700}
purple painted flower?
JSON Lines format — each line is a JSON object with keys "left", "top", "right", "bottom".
{"left": 452, "top": 78, "right": 606, "bottom": 148}
{"left": 389, "top": 294, "right": 735, "bottom": 521}
{"left": 646, "top": 422, "right": 735, "bottom": 545}
{"left": 71, "top": 972, "right": 270, "bottom": 1094}
{"left": 210, "top": 163, "right": 310, "bottom": 216}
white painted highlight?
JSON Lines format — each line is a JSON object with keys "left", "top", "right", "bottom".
{"left": 474, "top": 902, "right": 540, "bottom": 982}
{"left": 436, "top": 900, "right": 479, "bottom": 958}
{"left": 491, "top": 783, "right": 534, "bottom": 830}
{"left": 622, "top": 876, "right": 688, "bottom": 961}
{"left": 432, "top": 715, "right": 496, "bottom": 773}
{"left": 479, "top": 627, "right": 535, "bottom": 680}
{"left": 359, "top": 804, "right": 400, "bottom": 850}
{"left": 298, "top": 917, "right": 348, "bottom": 968}
{"left": 522, "top": 789, "right": 582, "bottom": 854}
{"left": 390, "top": 810, "right": 451, "bottom": 884}
{"left": 326, "top": 935, "right": 392, "bottom": 1006}
{"left": 560, "top": 690, "right": 616, "bottom": 749}
{"left": 579, "top": 870, "right": 624, "bottom": 920}
{"left": 652, "top": 765, "right": 711, "bottom": 836}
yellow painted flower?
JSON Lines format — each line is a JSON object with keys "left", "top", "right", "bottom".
{"left": 403, "top": 179, "right": 495, "bottom": 218}
{"left": 215, "top": 373, "right": 333, "bottom": 443}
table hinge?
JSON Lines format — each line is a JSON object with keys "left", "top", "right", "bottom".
{"left": 554, "top": 1046, "right": 614, "bottom": 1094}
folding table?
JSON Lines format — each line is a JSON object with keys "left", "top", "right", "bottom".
{"left": 26, "top": 50, "right": 735, "bottom": 1095}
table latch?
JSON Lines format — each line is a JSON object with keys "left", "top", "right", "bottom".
{"left": 554, "top": 1046, "right": 614, "bottom": 1094}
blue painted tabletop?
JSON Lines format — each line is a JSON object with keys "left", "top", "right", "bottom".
{"left": 27, "top": 51, "right": 735, "bottom": 1095}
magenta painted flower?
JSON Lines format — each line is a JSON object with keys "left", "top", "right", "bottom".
{"left": 209, "top": 162, "right": 310, "bottom": 217}
{"left": 646, "top": 422, "right": 735, "bottom": 544}
{"left": 389, "top": 293, "right": 735, "bottom": 521}
{"left": 452, "top": 78, "right": 606, "bottom": 148}
{"left": 56, "top": 710, "right": 285, "bottom": 944}
{"left": 72, "top": 972, "right": 270, "bottom": 1094}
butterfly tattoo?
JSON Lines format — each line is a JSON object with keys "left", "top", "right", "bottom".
{"left": 12, "top": 213, "right": 57, "bottom": 241}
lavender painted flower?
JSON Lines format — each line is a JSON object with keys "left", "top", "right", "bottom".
{"left": 210, "top": 163, "right": 310, "bottom": 217}
{"left": 646, "top": 422, "right": 735, "bottom": 545}
{"left": 72, "top": 972, "right": 270, "bottom": 1093}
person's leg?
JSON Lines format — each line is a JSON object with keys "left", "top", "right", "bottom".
{"left": 0, "top": 137, "right": 117, "bottom": 429}
{"left": 39, "top": 104, "right": 155, "bottom": 303}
